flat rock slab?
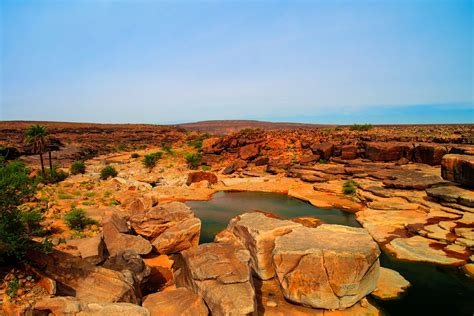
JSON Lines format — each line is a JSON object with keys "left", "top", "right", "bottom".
{"left": 67, "top": 235, "right": 105, "bottom": 265}
{"left": 386, "top": 236, "right": 466, "bottom": 266}
{"left": 371, "top": 267, "right": 411, "bottom": 300}
{"left": 426, "top": 186, "right": 474, "bottom": 208}
{"left": 178, "top": 242, "right": 256, "bottom": 316}
{"left": 273, "top": 225, "right": 380, "bottom": 310}
{"left": 226, "top": 212, "right": 302, "bottom": 280}
{"left": 143, "top": 288, "right": 208, "bottom": 316}
{"left": 152, "top": 217, "right": 201, "bottom": 254}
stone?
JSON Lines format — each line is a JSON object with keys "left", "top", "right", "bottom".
{"left": 254, "top": 157, "right": 270, "bottom": 166}
{"left": 240, "top": 143, "right": 260, "bottom": 160}
{"left": 441, "top": 154, "right": 474, "bottom": 188}
{"left": 273, "top": 225, "right": 380, "bottom": 310}
{"left": 177, "top": 242, "right": 256, "bottom": 316}
{"left": 426, "top": 185, "right": 474, "bottom": 208}
{"left": 102, "top": 249, "right": 151, "bottom": 291}
{"left": 33, "top": 297, "right": 82, "bottom": 315}
{"left": 463, "top": 263, "right": 474, "bottom": 278}
{"left": 386, "top": 236, "right": 466, "bottom": 266}
{"left": 152, "top": 217, "right": 201, "bottom": 254}
{"left": 223, "top": 159, "right": 247, "bottom": 174}
{"left": 382, "top": 169, "right": 448, "bottom": 190}
{"left": 290, "top": 216, "right": 323, "bottom": 228}
{"left": 142, "top": 288, "right": 208, "bottom": 316}
{"left": 371, "top": 267, "right": 411, "bottom": 300}
{"left": 103, "top": 221, "right": 152, "bottom": 256}
{"left": 142, "top": 255, "right": 174, "bottom": 293}
{"left": 413, "top": 144, "right": 447, "bottom": 165}
{"left": 225, "top": 212, "right": 302, "bottom": 280}
{"left": 299, "top": 154, "right": 320, "bottom": 165}
{"left": 364, "top": 142, "right": 411, "bottom": 162}
{"left": 102, "top": 211, "right": 129, "bottom": 233}
{"left": 341, "top": 145, "right": 358, "bottom": 160}
{"left": 116, "top": 192, "right": 159, "bottom": 215}
{"left": 66, "top": 235, "right": 106, "bottom": 265}
{"left": 310, "top": 143, "right": 334, "bottom": 160}
{"left": 27, "top": 249, "right": 138, "bottom": 303}
{"left": 186, "top": 171, "right": 218, "bottom": 186}
{"left": 300, "top": 174, "right": 328, "bottom": 183}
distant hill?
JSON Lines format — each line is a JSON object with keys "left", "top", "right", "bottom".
{"left": 176, "top": 120, "right": 335, "bottom": 134}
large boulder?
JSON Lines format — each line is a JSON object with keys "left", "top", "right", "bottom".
{"left": 364, "top": 142, "right": 412, "bottom": 162}
{"left": 239, "top": 143, "right": 260, "bottom": 160}
{"left": 143, "top": 288, "right": 208, "bottom": 316}
{"left": 103, "top": 221, "right": 152, "bottom": 257}
{"left": 413, "top": 144, "right": 447, "bottom": 165}
{"left": 66, "top": 235, "right": 106, "bottom": 265}
{"left": 273, "top": 225, "right": 380, "bottom": 310}
{"left": 115, "top": 192, "right": 159, "bottom": 215}
{"left": 222, "top": 159, "right": 247, "bottom": 174}
{"left": 186, "top": 171, "right": 218, "bottom": 186}
{"left": 310, "top": 143, "right": 334, "bottom": 160}
{"left": 130, "top": 202, "right": 201, "bottom": 254}
{"left": 441, "top": 154, "right": 474, "bottom": 188}
{"left": 224, "top": 212, "right": 301, "bottom": 280}
{"left": 27, "top": 249, "right": 138, "bottom": 304}
{"left": 341, "top": 145, "right": 358, "bottom": 160}
{"left": 176, "top": 243, "right": 256, "bottom": 316}
{"left": 426, "top": 185, "right": 474, "bottom": 208}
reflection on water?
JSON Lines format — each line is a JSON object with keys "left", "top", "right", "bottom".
{"left": 186, "top": 191, "right": 474, "bottom": 316}
{"left": 186, "top": 191, "right": 359, "bottom": 243}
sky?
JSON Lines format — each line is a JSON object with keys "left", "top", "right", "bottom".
{"left": 1, "top": 0, "right": 473, "bottom": 124}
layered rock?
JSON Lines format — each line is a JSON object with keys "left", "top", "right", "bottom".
{"left": 103, "top": 220, "right": 153, "bottom": 256}
{"left": 27, "top": 249, "right": 138, "bottom": 304}
{"left": 311, "top": 143, "right": 334, "bottom": 160}
{"left": 224, "top": 212, "right": 302, "bottom": 280}
{"left": 142, "top": 288, "right": 208, "bottom": 316}
{"left": 115, "top": 192, "right": 159, "bottom": 215}
{"left": 413, "top": 144, "right": 447, "bottom": 165}
{"left": 66, "top": 235, "right": 105, "bottom": 265}
{"left": 341, "top": 145, "right": 358, "bottom": 160}
{"left": 176, "top": 242, "right": 256, "bottom": 316}
{"left": 273, "top": 225, "right": 380, "bottom": 310}
{"left": 130, "top": 202, "right": 201, "bottom": 254}
{"left": 364, "top": 142, "right": 412, "bottom": 162}
{"left": 426, "top": 185, "right": 474, "bottom": 208}
{"left": 240, "top": 143, "right": 260, "bottom": 160}
{"left": 371, "top": 267, "right": 411, "bottom": 300}
{"left": 441, "top": 154, "right": 474, "bottom": 187}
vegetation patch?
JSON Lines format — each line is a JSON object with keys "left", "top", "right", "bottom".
{"left": 64, "top": 208, "right": 97, "bottom": 231}
{"left": 343, "top": 180, "right": 359, "bottom": 195}
{"left": 349, "top": 124, "right": 373, "bottom": 131}
{"left": 70, "top": 161, "right": 86, "bottom": 175}
{"left": 185, "top": 153, "right": 202, "bottom": 169}
{"left": 100, "top": 166, "right": 118, "bottom": 180}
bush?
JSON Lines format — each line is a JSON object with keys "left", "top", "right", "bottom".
{"left": 70, "top": 161, "right": 86, "bottom": 175}
{"left": 20, "top": 208, "right": 45, "bottom": 237}
{"left": 64, "top": 208, "right": 97, "bottom": 231}
{"left": 130, "top": 153, "right": 140, "bottom": 159}
{"left": 100, "top": 166, "right": 118, "bottom": 180}
{"left": 39, "top": 167, "right": 69, "bottom": 184}
{"left": 343, "top": 180, "right": 358, "bottom": 195}
{"left": 349, "top": 124, "right": 373, "bottom": 131}
{"left": 142, "top": 152, "right": 163, "bottom": 170}
{"left": 161, "top": 144, "right": 173, "bottom": 153}
{"left": 185, "top": 153, "right": 202, "bottom": 169}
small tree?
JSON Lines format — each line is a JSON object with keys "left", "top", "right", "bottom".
{"left": 64, "top": 208, "right": 96, "bottom": 231}
{"left": 24, "top": 124, "right": 49, "bottom": 175}
{"left": 100, "top": 166, "right": 118, "bottom": 180}
{"left": 70, "top": 161, "right": 86, "bottom": 175}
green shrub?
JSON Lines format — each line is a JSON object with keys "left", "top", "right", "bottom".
{"left": 7, "top": 277, "right": 19, "bottom": 297}
{"left": 20, "top": 208, "right": 45, "bottom": 237}
{"left": 64, "top": 208, "right": 96, "bottom": 231}
{"left": 70, "top": 161, "right": 86, "bottom": 175}
{"left": 39, "top": 167, "right": 69, "bottom": 184}
{"left": 185, "top": 153, "right": 202, "bottom": 169}
{"left": 343, "top": 180, "right": 358, "bottom": 195}
{"left": 100, "top": 166, "right": 118, "bottom": 180}
{"left": 142, "top": 152, "right": 163, "bottom": 170}
{"left": 319, "top": 159, "right": 328, "bottom": 164}
{"left": 58, "top": 193, "right": 72, "bottom": 200}
{"left": 349, "top": 124, "right": 373, "bottom": 131}
{"left": 130, "top": 153, "right": 140, "bottom": 159}
{"left": 161, "top": 144, "right": 173, "bottom": 153}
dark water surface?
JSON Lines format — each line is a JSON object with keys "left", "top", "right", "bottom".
{"left": 186, "top": 191, "right": 474, "bottom": 316}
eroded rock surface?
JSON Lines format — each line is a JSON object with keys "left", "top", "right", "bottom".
{"left": 371, "top": 267, "right": 411, "bottom": 300}
{"left": 273, "top": 225, "right": 380, "bottom": 310}
{"left": 441, "top": 154, "right": 474, "bottom": 187}
{"left": 142, "top": 288, "right": 208, "bottom": 316}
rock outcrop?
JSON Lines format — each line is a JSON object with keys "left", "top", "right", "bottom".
{"left": 186, "top": 171, "right": 218, "bottom": 186}
{"left": 371, "top": 267, "right": 411, "bottom": 300}
{"left": 224, "top": 212, "right": 301, "bottom": 280}
{"left": 364, "top": 142, "right": 412, "bottom": 162}
{"left": 176, "top": 242, "right": 256, "bottom": 316}
{"left": 103, "top": 220, "right": 153, "bottom": 256}
{"left": 413, "top": 144, "right": 447, "bottom": 165}
{"left": 441, "top": 154, "right": 474, "bottom": 187}
{"left": 273, "top": 225, "right": 380, "bottom": 310}
{"left": 66, "top": 235, "right": 105, "bottom": 265}
{"left": 142, "top": 288, "right": 208, "bottom": 316}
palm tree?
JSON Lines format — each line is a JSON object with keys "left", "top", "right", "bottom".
{"left": 24, "top": 124, "right": 49, "bottom": 175}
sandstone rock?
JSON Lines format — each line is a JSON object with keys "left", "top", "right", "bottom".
{"left": 240, "top": 143, "right": 260, "bottom": 160}
{"left": 142, "top": 255, "right": 174, "bottom": 293}
{"left": 27, "top": 249, "right": 138, "bottom": 303}
{"left": 382, "top": 169, "right": 448, "bottom": 190}
{"left": 116, "top": 192, "right": 159, "bottom": 215}
{"left": 102, "top": 249, "right": 151, "bottom": 291}
{"left": 463, "top": 263, "right": 474, "bottom": 278}
{"left": 67, "top": 235, "right": 106, "bottom": 265}
{"left": 142, "top": 288, "right": 208, "bottom": 316}
{"left": 273, "top": 225, "right": 380, "bottom": 310}
{"left": 441, "top": 154, "right": 474, "bottom": 187}
{"left": 202, "top": 137, "right": 222, "bottom": 154}
{"left": 371, "top": 267, "right": 411, "bottom": 300}
{"left": 413, "top": 144, "right": 447, "bottom": 165}
{"left": 310, "top": 143, "right": 334, "bottom": 160}
{"left": 223, "top": 159, "right": 247, "bottom": 174}
{"left": 300, "top": 174, "right": 328, "bottom": 183}
{"left": 177, "top": 243, "right": 256, "bottom": 316}
{"left": 426, "top": 185, "right": 474, "bottom": 208}
{"left": 364, "top": 142, "right": 411, "bottom": 162}
{"left": 152, "top": 217, "right": 201, "bottom": 254}
{"left": 186, "top": 171, "right": 218, "bottom": 186}
{"left": 103, "top": 221, "right": 152, "bottom": 256}
{"left": 225, "top": 212, "right": 301, "bottom": 280}
{"left": 254, "top": 157, "right": 270, "bottom": 166}
{"left": 290, "top": 216, "right": 323, "bottom": 228}
{"left": 33, "top": 296, "right": 82, "bottom": 315}
{"left": 299, "top": 154, "right": 320, "bottom": 165}
{"left": 386, "top": 236, "right": 466, "bottom": 265}
{"left": 130, "top": 202, "right": 195, "bottom": 239}
{"left": 102, "top": 211, "right": 129, "bottom": 233}
{"left": 341, "top": 145, "right": 358, "bottom": 160}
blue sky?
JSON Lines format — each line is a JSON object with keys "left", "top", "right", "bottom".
{"left": 1, "top": 0, "right": 472, "bottom": 124}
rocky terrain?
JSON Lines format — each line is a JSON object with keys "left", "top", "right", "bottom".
{"left": 1, "top": 121, "right": 474, "bottom": 315}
